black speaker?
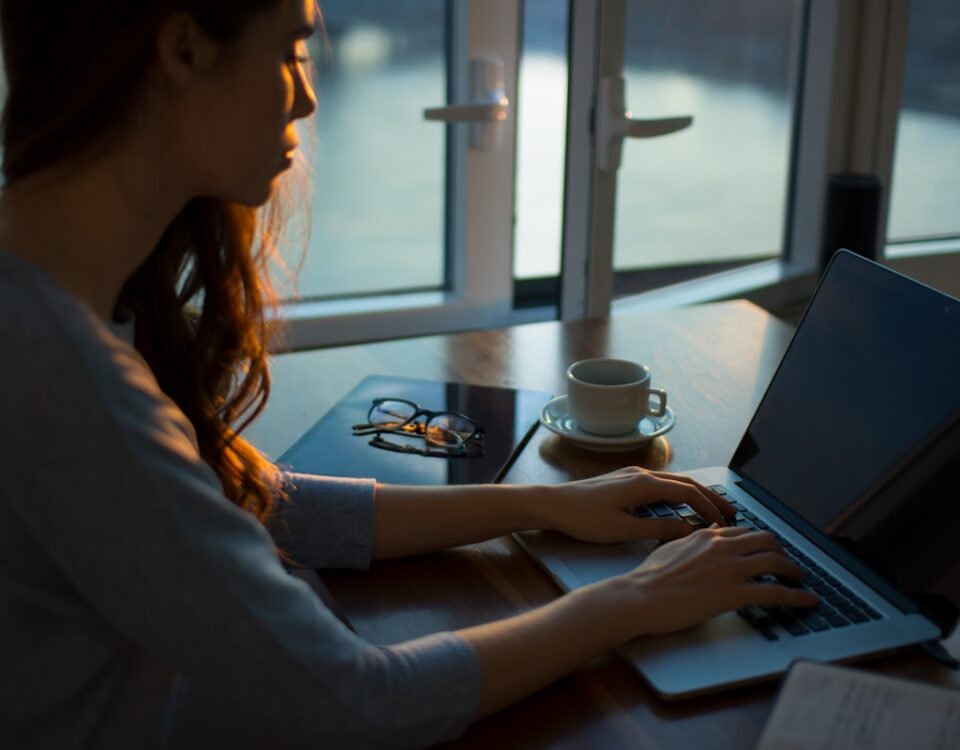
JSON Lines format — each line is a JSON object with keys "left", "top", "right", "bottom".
{"left": 820, "top": 172, "right": 883, "bottom": 269}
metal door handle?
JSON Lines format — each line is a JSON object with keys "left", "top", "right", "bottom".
{"left": 424, "top": 58, "right": 510, "bottom": 150}
{"left": 424, "top": 101, "right": 508, "bottom": 123}
{"left": 596, "top": 76, "right": 693, "bottom": 172}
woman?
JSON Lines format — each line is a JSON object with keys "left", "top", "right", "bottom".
{"left": 0, "top": 1, "right": 817, "bottom": 747}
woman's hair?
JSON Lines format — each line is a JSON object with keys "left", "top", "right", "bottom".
{"left": 0, "top": 1, "right": 308, "bottom": 522}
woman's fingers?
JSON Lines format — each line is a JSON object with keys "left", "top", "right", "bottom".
{"left": 632, "top": 517, "right": 693, "bottom": 541}
{"left": 735, "top": 551, "right": 803, "bottom": 581}
{"left": 648, "top": 470, "right": 737, "bottom": 518}
{"left": 741, "top": 582, "right": 820, "bottom": 610}
{"left": 716, "top": 528, "right": 784, "bottom": 554}
{"left": 649, "top": 477, "right": 728, "bottom": 526}
{"left": 709, "top": 524, "right": 753, "bottom": 535}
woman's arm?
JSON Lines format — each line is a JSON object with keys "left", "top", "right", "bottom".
{"left": 460, "top": 525, "right": 819, "bottom": 716}
{"left": 372, "top": 467, "right": 737, "bottom": 560}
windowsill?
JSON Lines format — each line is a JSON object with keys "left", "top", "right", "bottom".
{"left": 270, "top": 289, "right": 519, "bottom": 352}
{"left": 276, "top": 290, "right": 450, "bottom": 321}
{"left": 277, "top": 259, "right": 819, "bottom": 326}
{"left": 271, "top": 260, "right": 822, "bottom": 351}
{"left": 507, "top": 260, "right": 821, "bottom": 325}
{"left": 612, "top": 259, "right": 819, "bottom": 314}
{"left": 885, "top": 237, "right": 960, "bottom": 259}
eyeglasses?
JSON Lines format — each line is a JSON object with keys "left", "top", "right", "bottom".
{"left": 352, "top": 398, "right": 485, "bottom": 458}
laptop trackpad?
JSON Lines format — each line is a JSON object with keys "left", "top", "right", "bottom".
{"left": 559, "top": 539, "right": 660, "bottom": 586}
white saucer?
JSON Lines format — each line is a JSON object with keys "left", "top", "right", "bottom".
{"left": 538, "top": 395, "right": 676, "bottom": 452}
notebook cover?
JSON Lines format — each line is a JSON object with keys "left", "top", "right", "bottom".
{"left": 277, "top": 374, "right": 552, "bottom": 485}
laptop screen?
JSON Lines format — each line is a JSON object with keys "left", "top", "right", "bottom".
{"left": 731, "top": 251, "right": 960, "bottom": 616}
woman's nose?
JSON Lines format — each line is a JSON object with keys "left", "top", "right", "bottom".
{"left": 292, "top": 67, "right": 317, "bottom": 121}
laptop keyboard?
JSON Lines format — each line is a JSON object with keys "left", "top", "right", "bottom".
{"left": 632, "top": 485, "right": 883, "bottom": 641}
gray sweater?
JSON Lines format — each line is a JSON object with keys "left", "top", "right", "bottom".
{"left": 0, "top": 250, "right": 480, "bottom": 748}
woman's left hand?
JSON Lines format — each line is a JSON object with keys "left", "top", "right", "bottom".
{"left": 536, "top": 467, "right": 737, "bottom": 543}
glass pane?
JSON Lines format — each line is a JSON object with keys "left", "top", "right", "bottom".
{"left": 292, "top": 1, "right": 447, "bottom": 300}
{"left": 887, "top": 0, "right": 960, "bottom": 247}
{"left": 613, "top": 1, "right": 802, "bottom": 277}
{"left": 513, "top": 0, "right": 569, "bottom": 280}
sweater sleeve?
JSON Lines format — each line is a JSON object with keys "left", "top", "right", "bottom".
{"left": 265, "top": 472, "right": 376, "bottom": 570}
{"left": 3, "top": 288, "right": 481, "bottom": 748}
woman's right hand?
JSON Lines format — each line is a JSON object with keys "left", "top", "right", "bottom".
{"left": 461, "top": 524, "right": 820, "bottom": 717}
{"left": 612, "top": 525, "right": 819, "bottom": 637}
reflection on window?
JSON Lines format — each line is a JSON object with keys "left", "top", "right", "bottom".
{"left": 614, "top": 0, "right": 802, "bottom": 275}
{"left": 887, "top": 0, "right": 960, "bottom": 247}
{"left": 291, "top": 1, "right": 447, "bottom": 300}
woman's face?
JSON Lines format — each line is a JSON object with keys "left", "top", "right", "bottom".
{"left": 179, "top": 0, "right": 317, "bottom": 206}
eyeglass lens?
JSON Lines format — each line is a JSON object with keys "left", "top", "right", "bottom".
{"left": 369, "top": 400, "right": 418, "bottom": 429}
{"left": 424, "top": 414, "right": 476, "bottom": 447}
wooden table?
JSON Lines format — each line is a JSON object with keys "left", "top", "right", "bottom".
{"left": 246, "top": 301, "right": 959, "bottom": 749}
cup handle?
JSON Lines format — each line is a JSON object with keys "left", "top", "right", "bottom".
{"left": 648, "top": 389, "right": 667, "bottom": 418}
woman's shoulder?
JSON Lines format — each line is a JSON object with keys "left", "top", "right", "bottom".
{"left": 0, "top": 248, "right": 126, "bottom": 359}
{"left": 0, "top": 247, "right": 202, "bottom": 457}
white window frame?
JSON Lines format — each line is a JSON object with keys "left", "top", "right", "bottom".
{"left": 273, "top": 0, "right": 521, "bottom": 352}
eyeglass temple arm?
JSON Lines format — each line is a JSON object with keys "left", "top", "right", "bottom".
{"left": 368, "top": 436, "right": 482, "bottom": 459}
{"left": 352, "top": 422, "right": 426, "bottom": 436}
{"left": 371, "top": 439, "right": 420, "bottom": 454}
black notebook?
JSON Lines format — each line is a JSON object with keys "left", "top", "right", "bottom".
{"left": 278, "top": 375, "right": 552, "bottom": 485}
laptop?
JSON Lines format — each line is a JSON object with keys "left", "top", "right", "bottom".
{"left": 516, "top": 250, "right": 959, "bottom": 699}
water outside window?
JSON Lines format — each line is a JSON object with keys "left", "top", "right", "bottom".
{"left": 613, "top": 0, "right": 802, "bottom": 274}
{"left": 512, "top": 0, "right": 569, "bottom": 280}
{"left": 516, "top": 0, "right": 802, "bottom": 282}
{"left": 293, "top": 0, "right": 447, "bottom": 300}
{"left": 887, "top": 0, "right": 960, "bottom": 247}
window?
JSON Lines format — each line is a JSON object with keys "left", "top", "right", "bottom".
{"left": 612, "top": 1, "right": 803, "bottom": 289}
{"left": 559, "top": 0, "right": 813, "bottom": 319}
{"left": 886, "top": 0, "right": 960, "bottom": 250}
{"left": 299, "top": 1, "right": 448, "bottom": 299}
{"left": 277, "top": 0, "right": 960, "bottom": 346}
{"left": 1, "top": 2, "right": 953, "bottom": 348}
{"left": 513, "top": 0, "right": 806, "bottom": 313}
{"left": 278, "top": 0, "right": 521, "bottom": 349}
{"left": 846, "top": 0, "right": 960, "bottom": 301}
{"left": 513, "top": 0, "right": 569, "bottom": 283}
{"left": 585, "top": 0, "right": 960, "bottom": 315}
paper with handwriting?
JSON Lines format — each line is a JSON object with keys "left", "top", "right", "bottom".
{"left": 757, "top": 660, "right": 960, "bottom": 750}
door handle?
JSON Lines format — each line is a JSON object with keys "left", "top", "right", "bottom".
{"left": 596, "top": 76, "right": 693, "bottom": 172}
{"left": 424, "top": 58, "right": 510, "bottom": 150}
{"left": 423, "top": 102, "right": 508, "bottom": 123}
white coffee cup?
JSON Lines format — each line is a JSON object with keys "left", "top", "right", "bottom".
{"left": 566, "top": 358, "right": 667, "bottom": 436}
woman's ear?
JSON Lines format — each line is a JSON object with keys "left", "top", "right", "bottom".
{"left": 155, "top": 13, "right": 220, "bottom": 88}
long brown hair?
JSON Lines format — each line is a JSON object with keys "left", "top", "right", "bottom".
{"left": 0, "top": 1, "right": 305, "bottom": 521}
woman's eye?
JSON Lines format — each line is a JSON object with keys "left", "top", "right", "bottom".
{"left": 286, "top": 47, "right": 310, "bottom": 67}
